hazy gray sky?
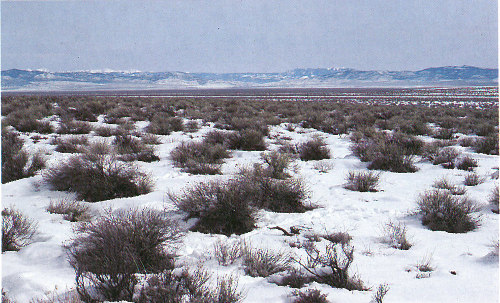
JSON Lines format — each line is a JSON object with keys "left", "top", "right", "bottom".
{"left": 1, "top": 0, "right": 497, "bottom": 73}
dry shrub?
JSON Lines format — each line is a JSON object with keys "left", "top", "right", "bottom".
{"left": 184, "top": 120, "right": 200, "bottom": 133}
{"left": 473, "top": 135, "right": 499, "bottom": 155}
{"left": 323, "top": 231, "right": 352, "bottom": 245}
{"left": 382, "top": 221, "right": 412, "bottom": 250}
{"left": 113, "top": 134, "right": 160, "bottom": 162}
{"left": 2, "top": 129, "right": 46, "bottom": 184}
{"left": 46, "top": 199, "right": 91, "bottom": 222}
{"left": 351, "top": 131, "right": 419, "bottom": 173}
{"left": 44, "top": 143, "right": 153, "bottom": 202}
{"left": 140, "top": 133, "right": 162, "bottom": 145}
{"left": 2, "top": 207, "right": 38, "bottom": 252}
{"left": 170, "top": 141, "right": 230, "bottom": 175}
{"left": 463, "top": 172, "right": 485, "bottom": 186}
{"left": 432, "top": 177, "right": 466, "bottom": 195}
{"left": 242, "top": 245, "right": 291, "bottom": 277}
{"left": 295, "top": 243, "right": 368, "bottom": 291}
{"left": 298, "top": 137, "right": 330, "bottom": 161}
{"left": 52, "top": 136, "right": 89, "bottom": 153}
{"left": 69, "top": 209, "right": 180, "bottom": 302}
{"left": 344, "top": 170, "right": 380, "bottom": 192}
{"left": 170, "top": 180, "right": 256, "bottom": 236}
{"left": 138, "top": 267, "right": 242, "bottom": 303}
{"left": 226, "top": 129, "right": 267, "bottom": 151}
{"left": 213, "top": 239, "right": 242, "bottom": 266}
{"left": 261, "top": 151, "right": 293, "bottom": 179}
{"left": 94, "top": 126, "right": 118, "bottom": 137}
{"left": 433, "top": 128, "right": 455, "bottom": 140}
{"left": 238, "top": 166, "right": 311, "bottom": 213}
{"left": 432, "top": 147, "right": 460, "bottom": 169}
{"left": 146, "top": 116, "right": 184, "bottom": 135}
{"left": 416, "top": 189, "right": 481, "bottom": 233}
{"left": 57, "top": 120, "right": 92, "bottom": 135}
{"left": 371, "top": 284, "right": 390, "bottom": 303}
{"left": 291, "top": 289, "right": 330, "bottom": 303}
{"left": 458, "top": 137, "right": 477, "bottom": 147}
{"left": 490, "top": 185, "right": 499, "bottom": 213}
{"left": 456, "top": 156, "right": 478, "bottom": 171}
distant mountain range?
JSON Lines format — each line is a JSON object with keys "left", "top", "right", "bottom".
{"left": 1, "top": 65, "right": 497, "bottom": 91}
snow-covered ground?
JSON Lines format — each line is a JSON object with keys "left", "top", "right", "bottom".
{"left": 2, "top": 119, "right": 498, "bottom": 302}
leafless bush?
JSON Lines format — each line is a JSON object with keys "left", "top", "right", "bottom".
{"left": 416, "top": 189, "right": 481, "bottom": 233}
{"left": 93, "top": 125, "right": 118, "bottom": 137}
{"left": 2, "top": 129, "right": 46, "bottom": 183}
{"left": 138, "top": 267, "right": 242, "bottom": 303}
{"left": 463, "top": 172, "right": 485, "bottom": 186}
{"left": 261, "top": 151, "right": 293, "bottom": 179}
{"left": 242, "top": 245, "right": 291, "bottom": 277}
{"left": 113, "top": 134, "right": 160, "bottom": 162}
{"left": 298, "top": 137, "right": 330, "bottom": 161}
{"left": 371, "top": 283, "right": 390, "bottom": 303}
{"left": 382, "top": 221, "right": 412, "bottom": 250}
{"left": 431, "top": 147, "right": 460, "bottom": 169}
{"left": 170, "top": 141, "right": 230, "bottom": 175}
{"left": 432, "top": 177, "right": 466, "bottom": 195}
{"left": 46, "top": 199, "right": 91, "bottom": 222}
{"left": 323, "top": 231, "right": 352, "bottom": 245}
{"left": 291, "top": 289, "right": 330, "bottom": 303}
{"left": 433, "top": 128, "right": 455, "bottom": 140}
{"left": 489, "top": 185, "right": 499, "bottom": 213}
{"left": 473, "top": 134, "right": 499, "bottom": 155}
{"left": 295, "top": 243, "right": 367, "bottom": 291}
{"left": 344, "top": 170, "right": 380, "bottom": 192}
{"left": 140, "top": 133, "right": 162, "bottom": 145}
{"left": 213, "top": 239, "right": 242, "bottom": 266}
{"left": 57, "top": 120, "right": 92, "bottom": 135}
{"left": 52, "top": 136, "right": 89, "bottom": 153}
{"left": 2, "top": 207, "right": 38, "bottom": 252}
{"left": 415, "top": 255, "right": 434, "bottom": 273}
{"left": 456, "top": 156, "right": 478, "bottom": 171}
{"left": 238, "top": 166, "right": 311, "bottom": 213}
{"left": 226, "top": 129, "right": 267, "bottom": 151}
{"left": 312, "top": 160, "right": 334, "bottom": 173}
{"left": 458, "top": 137, "right": 477, "bottom": 147}
{"left": 69, "top": 208, "right": 180, "bottom": 302}
{"left": 146, "top": 116, "right": 184, "bottom": 135}
{"left": 44, "top": 143, "right": 153, "bottom": 202}
{"left": 185, "top": 120, "right": 200, "bottom": 133}
{"left": 170, "top": 180, "right": 256, "bottom": 235}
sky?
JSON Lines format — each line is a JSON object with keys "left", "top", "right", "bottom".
{"left": 1, "top": 0, "right": 498, "bottom": 73}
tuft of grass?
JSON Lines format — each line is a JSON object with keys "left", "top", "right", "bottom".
{"left": 371, "top": 284, "right": 390, "bottom": 303}
{"left": 416, "top": 189, "right": 481, "bottom": 233}
{"left": 344, "top": 170, "right": 380, "bottom": 192}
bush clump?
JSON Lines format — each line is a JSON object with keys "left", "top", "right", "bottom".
{"left": 473, "top": 135, "right": 499, "bottom": 155}
{"left": 170, "top": 141, "right": 230, "bottom": 175}
{"left": 2, "top": 207, "right": 38, "bottom": 252}
{"left": 351, "top": 131, "right": 420, "bottom": 173}
{"left": 113, "top": 134, "right": 160, "bottom": 162}
{"left": 47, "top": 199, "right": 91, "bottom": 222}
{"left": 69, "top": 209, "right": 180, "bottom": 302}
{"left": 298, "top": 137, "right": 330, "bottom": 161}
{"left": 416, "top": 189, "right": 481, "bottom": 233}
{"left": 44, "top": 143, "right": 153, "bottom": 202}
{"left": 344, "top": 170, "right": 380, "bottom": 192}
{"left": 57, "top": 120, "right": 92, "bottom": 134}
{"left": 291, "top": 289, "right": 330, "bottom": 303}
{"left": 170, "top": 180, "right": 256, "bottom": 236}
{"left": 431, "top": 147, "right": 460, "bottom": 169}
{"left": 456, "top": 156, "right": 478, "bottom": 171}
{"left": 226, "top": 129, "right": 267, "bottom": 151}
{"left": 2, "top": 129, "right": 46, "bottom": 184}
{"left": 146, "top": 116, "right": 184, "bottom": 135}
{"left": 463, "top": 172, "right": 484, "bottom": 186}
{"left": 490, "top": 185, "right": 499, "bottom": 213}
{"left": 242, "top": 245, "right": 291, "bottom": 277}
